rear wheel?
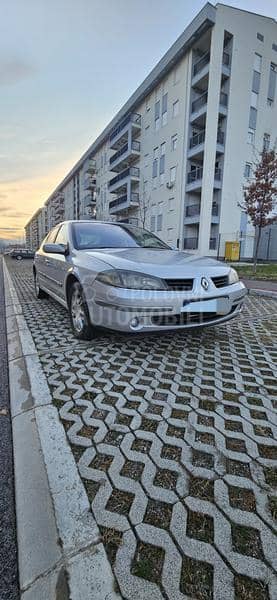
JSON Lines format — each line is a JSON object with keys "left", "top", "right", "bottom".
{"left": 34, "top": 271, "right": 48, "bottom": 299}
{"left": 68, "top": 281, "right": 94, "bottom": 340}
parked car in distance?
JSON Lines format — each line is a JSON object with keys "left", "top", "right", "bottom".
{"left": 10, "top": 248, "right": 35, "bottom": 260}
{"left": 33, "top": 220, "right": 247, "bottom": 340}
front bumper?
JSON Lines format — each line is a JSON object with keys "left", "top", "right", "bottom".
{"left": 86, "top": 280, "right": 247, "bottom": 333}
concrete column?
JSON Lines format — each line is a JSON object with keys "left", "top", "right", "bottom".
{"left": 198, "top": 25, "right": 225, "bottom": 255}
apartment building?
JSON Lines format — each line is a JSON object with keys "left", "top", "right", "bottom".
{"left": 25, "top": 3, "right": 277, "bottom": 258}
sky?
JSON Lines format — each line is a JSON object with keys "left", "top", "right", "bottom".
{"left": 1, "top": 0, "right": 277, "bottom": 241}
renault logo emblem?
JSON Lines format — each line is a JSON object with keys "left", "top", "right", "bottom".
{"left": 201, "top": 277, "right": 209, "bottom": 290}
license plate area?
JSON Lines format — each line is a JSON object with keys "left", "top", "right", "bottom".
{"left": 182, "top": 297, "right": 230, "bottom": 315}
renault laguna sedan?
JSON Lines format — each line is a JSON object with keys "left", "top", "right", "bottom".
{"left": 33, "top": 220, "right": 247, "bottom": 339}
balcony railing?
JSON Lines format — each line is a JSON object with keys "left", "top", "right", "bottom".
{"left": 184, "top": 237, "right": 198, "bottom": 250}
{"left": 222, "top": 52, "right": 230, "bottom": 66}
{"left": 189, "top": 130, "right": 205, "bottom": 148}
{"left": 185, "top": 204, "right": 200, "bottom": 217}
{"left": 219, "top": 92, "right": 228, "bottom": 107}
{"left": 83, "top": 175, "right": 97, "bottom": 190}
{"left": 191, "top": 92, "right": 208, "bottom": 113}
{"left": 110, "top": 113, "right": 141, "bottom": 142}
{"left": 212, "top": 202, "right": 219, "bottom": 216}
{"left": 109, "top": 166, "right": 140, "bottom": 188}
{"left": 209, "top": 237, "right": 217, "bottom": 250}
{"left": 193, "top": 52, "right": 210, "bottom": 76}
{"left": 217, "top": 130, "right": 224, "bottom": 145}
{"left": 83, "top": 193, "right": 96, "bottom": 206}
{"left": 85, "top": 159, "right": 96, "bottom": 174}
{"left": 109, "top": 192, "right": 139, "bottom": 211}
{"left": 187, "top": 167, "right": 203, "bottom": 184}
{"left": 214, "top": 168, "right": 222, "bottom": 181}
{"left": 110, "top": 140, "right": 141, "bottom": 165}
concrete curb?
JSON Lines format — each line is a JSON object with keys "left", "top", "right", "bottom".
{"left": 248, "top": 288, "right": 277, "bottom": 299}
{"left": 3, "top": 260, "right": 121, "bottom": 600}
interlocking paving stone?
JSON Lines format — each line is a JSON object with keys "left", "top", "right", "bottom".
{"left": 7, "top": 258, "right": 277, "bottom": 599}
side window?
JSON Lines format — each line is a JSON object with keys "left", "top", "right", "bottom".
{"left": 55, "top": 225, "right": 68, "bottom": 245}
{"left": 46, "top": 227, "right": 59, "bottom": 244}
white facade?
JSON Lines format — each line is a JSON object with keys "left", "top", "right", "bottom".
{"left": 26, "top": 3, "right": 277, "bottom": 256}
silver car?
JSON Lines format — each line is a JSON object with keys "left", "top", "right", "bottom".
{"left": 33, "top": 220, "right": 247, "bottom": 339}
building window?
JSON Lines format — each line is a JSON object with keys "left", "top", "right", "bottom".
{"left": 173, "top": 100, "right": 179, "bottom": 117}
{"left": 249, "top": 107, "right": 257, "bottom": 129}
{"left": 168, "top": 197, "right": 174, "bottom": 211}
{"left": 257, "top": 32, "right": 264, "bottom": 42}
{"left": 145, "top": 124, "right": 150, "bottom": 135}
{"left": 162, "top": 93, "right": 168, "bottom": 125}
{"left": 154, "top": 100, "right": 160, "bottom": 130}
{"left": 153, "top": 146, "right": 159, "bottom": 159}
{"left": 254, "top": 53, "right": 262, "bottom": 73}
{"left": 244, "top": 163, "right": 251, "bottom": 178}
{"left": 252, "top": 71, "right": 261, "bottom": 93}
{"left": 146, "top": 96, "right": 151, "bottom": 111}
{"left": 263, "top": 133, "right": 270, "bottom": 151}
{"left": 170, "top": 166, "right": 176, "bottom": 183}
{"left": 157, "top": 214, "right": 163, "bottom": 231}
{"left": 153, "top": 177, "right": 157, "bottom": 189}
{"left": 152, "top": 158, "right": 158, "bottom": 178}
{"left": 167, "top": 228, "right": 174, "bottom": 241}
{"left": 268, "top": 63, "right": 277, "bottom": 104}
{"left": 173, "top": 66, "right": 180, "bottom": 85}
{"left": 171, "top": 134, "right": 177, "bottom": 151}
{"left": 251, "top": 91, "right": 258, "bottom": 108}
{"left": 248, "top": 129, "right": 255, "bottom": 144}
{"left": 273, "top": 43, "right": 277, "bottom": 52}
{"left": 150, "top": 216, "right": 155, "bottom": 232}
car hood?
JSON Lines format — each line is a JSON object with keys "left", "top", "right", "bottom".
{"left": 82, "top": 248, "right": 230, "bottom": 278}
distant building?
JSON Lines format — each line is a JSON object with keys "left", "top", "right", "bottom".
{"left": 25, "top": 3, "right": 277, "bottom": 256}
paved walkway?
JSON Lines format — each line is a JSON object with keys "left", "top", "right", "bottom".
{"left": 6, "top": 258, "right": 277, "bottom": 600}
{"left": 0, "top": 258, "right": 19, "bottom": 600}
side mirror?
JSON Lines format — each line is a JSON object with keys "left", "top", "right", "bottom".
{"left": 43, "top": 243, "right": 68, "bottom": 255}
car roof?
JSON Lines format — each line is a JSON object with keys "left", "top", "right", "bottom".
{"left": 59, "top": 220, "right": 134, "bottom": 226}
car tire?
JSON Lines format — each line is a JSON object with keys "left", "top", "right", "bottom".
{"left": 34, "top": 271, "right": 48, "bottom": 299}
{"left": 68, "top": 281, "right": 94, "bottom": 340}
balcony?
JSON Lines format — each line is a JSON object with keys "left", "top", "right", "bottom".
{"left": 184, "top": 202, "right": 219, "bottom": 223}
{"left": 110, "top": 140, "right": 141, "bottom": 172}
{"left": 188, "top": 130, "right": 205, "bottom": 158}
{"left": 222, "top": 52, "right": 231, "bottom": 77}
{"left": 109, "top": 113, "right": 141, "bottom": 149}
{"left": 184, "top": 237, "right": 198, "bottom": 250}
{"left": 109, "top": 192, "right": 139, "bottom": 215}
{"left": 193, "top": 52, "right": 210, "bottom": 77}
{"left": 83, "top": 193, "right": 96, "bottom": 207}
{"left": 108, "top": 166, "right": 140, "bottom": 193}
{"left": 219, "top": 92, "right": 228, "bottom": 116}
{"left": 190, "top": 92, "right": 208, "bottom": 123}
{"left": 83, "top": 174, "right": 97, "bottom": 190}
{"left": 186, "top": 167, "right": 203, "bottom": 191}
{"left": 84, "top": 159, "right": 96, "bottom": 175}
{"left": 209, "top": 237, "right": 217, "bottom": 250}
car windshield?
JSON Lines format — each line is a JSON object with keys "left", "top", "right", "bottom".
{"left": 72, "top": 223, "right": 170, "bottom": 250}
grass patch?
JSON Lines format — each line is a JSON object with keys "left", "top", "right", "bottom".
{"left": 233, "top": 264, "right": 277, "bottom": 281}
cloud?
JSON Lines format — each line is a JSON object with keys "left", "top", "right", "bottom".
{"left": 0, "top": 227, "right": 20, "bottom": 231}
{"left": 0, "top": 59, "right": 35, "bottom": 86}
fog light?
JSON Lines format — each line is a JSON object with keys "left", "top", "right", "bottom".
{"left": 130, "top": 317, "right": 139, "bottom": 328}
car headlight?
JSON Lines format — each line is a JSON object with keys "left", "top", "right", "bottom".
{"left": 96, "top": 269, "right": 168, "bottom": 290}
{"left": 228, "top": 268, "right": 239, "bottom": 284}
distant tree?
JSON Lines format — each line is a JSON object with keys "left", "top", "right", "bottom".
{"left": 240, "top": 149, "right": 277, "bottom": 272}
{"left": 138, "top": 192, "right": 150, "bottom": 229}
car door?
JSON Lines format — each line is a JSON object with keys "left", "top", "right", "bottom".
{"left": 37, "top": 226, "right": 60, "bottom": 294}
{"left": 45, "top": 224, "right": 70, "bottom": 300}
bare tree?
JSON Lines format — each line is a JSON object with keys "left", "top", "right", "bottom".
{"left": 240, "top": 149, "right": 277, "bottom": 272}
{"left": 138, "top": 192, "right": 150, "bottom": 228}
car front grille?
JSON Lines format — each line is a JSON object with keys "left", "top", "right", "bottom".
{"left": 212, "top": 275, "right": 229, "bottom": 288}
{"left": 151, "top": 305, "right": 236, "bottom": 327}
{"left": 165, "top": 278, "right": 194, "bottom": 291}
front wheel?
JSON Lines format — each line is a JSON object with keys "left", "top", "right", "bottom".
{"left": 16, "top": 255, "right": 22, "bottom": 261}
{"left": 68, "top": 281, "right": 94, "bottom": 340}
